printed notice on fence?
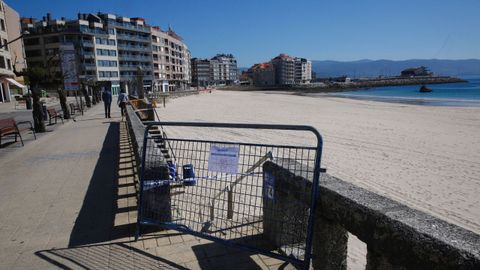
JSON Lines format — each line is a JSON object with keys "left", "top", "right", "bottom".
{"left": 208, "top": 145, "right": 240, "bottom": 174}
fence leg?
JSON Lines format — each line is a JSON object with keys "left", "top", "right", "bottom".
{"left": 209, "top": 202, "right": 215, "bottom": 221}
{"left": 312, "top": 217, "right": 348, "bottom": 270}
{"left": 227, "top": 187, "right": 233, "bottom": 219}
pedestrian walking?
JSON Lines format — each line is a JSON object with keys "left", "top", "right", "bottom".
{"left": 117, "top": 89, "right": 129, "bottom": 118}
{"left": 102, "top": 89, "right": 112, "bottom": 118}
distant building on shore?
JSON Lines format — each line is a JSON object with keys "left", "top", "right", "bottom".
{"left": 294, "top": 57, "right": 312, "bottom": 84}
{"left": 251, "top": 63, "right": 275, "bottom": 86}
{"left": 271, "top": 54, "right": 295, "bottom": 85}
{"left": 0, "top": 0, "right": 27, "bottom": 103}
{"left": 191, "top": 58, "right": 210, "bottom": 87}
{"left": 245, "top": 53, "right": 312, "bottom": 86}
{"left": 190, "top": 53, "right": 238, "bottom": 87}
{"left": 21, "top": 12, "right": 191, "bottom": 94}
{"left": 401, "top": 66, "right": 432, "bottom": 77}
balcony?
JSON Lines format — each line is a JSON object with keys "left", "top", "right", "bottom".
{"left": 81, "top": 40, "right": 94, "bottom": 47}
{"left": 80, "top": 28, "right": 109, "bottom": 36}
{"left": 116, "top": 34, "right": 150, "bottom": 43}
{"left": 82, "top": 63, "right": 97, "bottom": 70}
{"left": 109, "top": 21, "right": 150, "bottom": 33}
{"left": 118, "top": 54, "right": 151, "bottom": 61}
{"left": 119, "top": 65, "right": 152, "bottom": 71}
{"left": 117, "top": 44, "right": 151, "bottom": 52}
{"left": 80, "top": 52, "right": 95, "bottom": 59}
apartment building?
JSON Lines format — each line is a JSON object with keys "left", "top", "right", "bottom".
{"left": 21, "top": 12, "right": 191, "bottom": 95}
{"left": 191, "top": 58, "right": 210, "bottom": 87}
{"left": 0, "top": 0, "right": 26, "bottom": 102}
{"left": 247, "top": 54, "right": 312, "bottom": 86}
{"left": 251, "top": 63, "right": 275, "bottom": 86}
{"left": 210, "top": 54, "right": 238, "bottom": 85}
{"left": 294, "top": 57, "right": 312, "bottom": 84}
{"left": 151, "top": 26, "right": 190, "bottom": 92}
{"left": 191, "top": 53, "right": 238, "bottom": 86}
{"left": 271, "top": 54, "right": 295, "bottom": 85}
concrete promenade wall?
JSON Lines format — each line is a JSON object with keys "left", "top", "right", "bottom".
{"left": 126, "top": 102, "right": 480, "bottom": 269}
{"left": 147, "top": 90, "right": 199, "bottom": 107}
{"left": 265, "top": 161, "right": 480, "bottom": 270}
{"left": 126, "top": 103, "right": 171, "bottom": 223}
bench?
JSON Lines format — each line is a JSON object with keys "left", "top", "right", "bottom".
{"left": 14, "top": 96, "right": 27, "bottom": 109}
{"left": 0, "top": 118, "right": 36, "bottom": 147}
{"left": 47, "top": 108, "right": 64, "bottom": 125}
{"left": 69, "top": 103, "right": 83, "bottom": 116}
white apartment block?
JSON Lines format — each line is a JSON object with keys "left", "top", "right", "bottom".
{"left": 294, "top": 57, "right": 312, "bottom": 84}
{"left": 22, "top": 12, "right": 191, "bottom": 95}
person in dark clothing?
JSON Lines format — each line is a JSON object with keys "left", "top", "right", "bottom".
{"left": 102, "top": 89, "right": 112, "bottom": 118}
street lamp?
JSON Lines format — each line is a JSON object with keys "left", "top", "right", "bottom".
{"left": 0, "top": 30, "right": 29, "bottom": 49}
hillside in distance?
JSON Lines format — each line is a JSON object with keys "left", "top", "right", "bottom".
{"left": 312, "top": 59, "right": 480, "bottom": 78}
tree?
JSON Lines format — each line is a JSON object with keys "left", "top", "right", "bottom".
{"left": 13, "top": 53, "right": 74, "bottom": 131}
{"left": 13, "top": 66, "right": 47, "bottom": 132}
{"left": 57, "top": 88, "right": 71, "bottom": 120}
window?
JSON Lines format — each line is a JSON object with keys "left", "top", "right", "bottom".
{"left": 45, "top": 48, "right": 59, "bottom": 56}
{"left": 97, "top": 60, "right": 118, "bottom": 67}
{"left": 6, "top": 59, "right": 11, "bottom": 70}
{"left": 107, "top": 39, "right": 116, "bottom": 46}
{"left": 95, "top": 37, "right": 103, "bottom": 44}
{"left": 108, "top": 28, "right": 115, "bottom": 35}
{"left": 25, "top": 49, "right": 42, "bottom": 57}
{"left": 0, "top": 56, "right": 5, "bottom": 68}
{"left": 44, "top": 36, "right": 59, "bottom": 44}
{"left": 24, "top": 38, "right": 40, "bottom": 46}
{"left": 0, "top": 19, "right": 5, "bottom": 31}
{"left": 96, "top": 49, "right": 116, "bottom": 56}
{"left": 3, "top": 39, "right": 7, "bottom": 51}
{"left": 99, "top": 71, "right": 119, "bottom": 78}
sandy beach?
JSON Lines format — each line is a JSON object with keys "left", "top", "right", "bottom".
{"left": 156, "top": 90, "right": 480, "bottom": 268}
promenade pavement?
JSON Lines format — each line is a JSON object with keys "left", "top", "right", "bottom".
{"left": 0, "top": 102, "right": 289, "bottom": 269}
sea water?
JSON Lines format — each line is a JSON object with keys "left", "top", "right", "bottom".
{"left": 336, "top": 77, "right": 480, "bottom": 106}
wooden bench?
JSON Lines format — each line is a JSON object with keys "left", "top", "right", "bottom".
{"left": 0, "top": 118, "right": 36, "bottom": 147}
{"left": 47, "top": 108, "right": 64, "bottom": 125}
{"left": 69, "top": 103, "right": 83, "bottom": 116}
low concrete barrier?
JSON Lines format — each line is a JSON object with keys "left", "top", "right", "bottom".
{"left": 126, "top": 103, "right": 171, "bottom": 222}
{"left": 147, "top": 90, "right": 199, "bottom": 108}
{"left": 264, "top": 161, "right": 480, "bottom": 270}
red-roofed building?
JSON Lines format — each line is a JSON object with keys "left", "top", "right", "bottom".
{"left": 252, "top": 62, "right": 275, "bottom": 86}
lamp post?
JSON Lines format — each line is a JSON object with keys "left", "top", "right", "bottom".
{"left": 0, "top": 30, "right": 29, "bottom": 50}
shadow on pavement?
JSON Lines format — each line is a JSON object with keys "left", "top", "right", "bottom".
{"left": 35, "top": 242, "right": 188, "bottom": 270}
{"left": 68, "top": 122, "right": 120, "bottom": 246}
{"left": 191, "top": 241, "right": 263, "bottom": 269}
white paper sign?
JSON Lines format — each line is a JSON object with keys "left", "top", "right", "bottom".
{"left": 208, "top": 145, "right": 240, "bottom": 174}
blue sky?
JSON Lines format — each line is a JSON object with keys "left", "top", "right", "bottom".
{"left": 8, "top": 0, "right": 480, "bottom": 67}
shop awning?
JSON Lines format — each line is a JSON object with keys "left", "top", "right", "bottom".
{"left": 6, "top": 78, "right": 26, "bottom": 89}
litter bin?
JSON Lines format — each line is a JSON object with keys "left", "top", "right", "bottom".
{"left": 41, "top": 102, "right": 48, "bottom": 121}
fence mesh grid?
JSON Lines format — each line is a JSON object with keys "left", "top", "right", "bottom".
{"left": 140, "top": 125, "right": 319, "bottom": 262}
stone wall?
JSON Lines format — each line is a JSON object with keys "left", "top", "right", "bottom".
{"left": 126, "top": 103, "right": 171, "bottom": 223}
{"left": 263, "top": 161, "right": 480, "bottom": 270}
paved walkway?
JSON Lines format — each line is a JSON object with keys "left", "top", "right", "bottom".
{"left": 0, "top": 103, "right": 290, "bottom": 269}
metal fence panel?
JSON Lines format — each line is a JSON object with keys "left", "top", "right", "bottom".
{"left": 136, "top": 122, "right": 323, "bottom": 269}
